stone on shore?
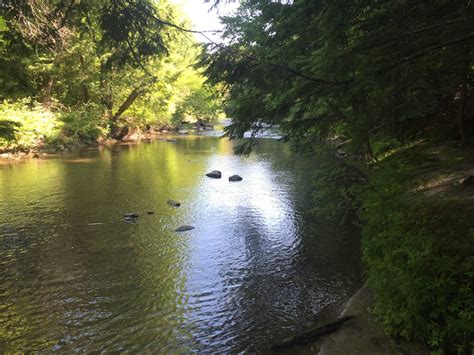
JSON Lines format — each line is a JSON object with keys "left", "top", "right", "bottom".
{"left": 318, "top": 286, "right": 429, "bottom": 355}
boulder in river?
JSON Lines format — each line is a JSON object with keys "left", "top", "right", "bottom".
{"left": 229, "top": 174, "right": 243, "bottom": 182}
{"left": 175, "top": 225, "right": 195, "bottom": 232}
{"left": 167, "top": 200, "right": 181, "bottom": 207}
{"left": 206, "top": 170, "right": 222, "bottom": 179}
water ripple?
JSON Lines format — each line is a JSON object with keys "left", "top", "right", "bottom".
{"left": 0, "top": 137, "right": 361, "bottom": 353}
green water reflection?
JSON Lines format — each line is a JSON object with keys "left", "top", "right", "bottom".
{"left": 0, "top": 136, "right": 361, "bottom": 352}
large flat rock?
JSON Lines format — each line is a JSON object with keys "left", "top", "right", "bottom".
{"left": 318, "top": 286, "right": 429, "bottom": 355}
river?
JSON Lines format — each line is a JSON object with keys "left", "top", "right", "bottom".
{"left": 0, "top": 133, "right": 361, "bottom": 352}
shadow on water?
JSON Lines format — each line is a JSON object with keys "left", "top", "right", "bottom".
{"left": 0, "top": 135, "right": 361, "bottom": 352}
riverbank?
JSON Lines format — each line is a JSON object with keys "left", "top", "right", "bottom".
{"left": 318, "top": 286, "right": 429, "bottom": 355}
{"left": 315, "top": 140, "right": 474, "bottom": 353}
{"left": 0, "top": 99, "right": 219, "bottom": 159}
{"left": 0, "top": 127, "right": 198, "bottom": 164}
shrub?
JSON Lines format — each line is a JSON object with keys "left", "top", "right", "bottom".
{"left": 360, "top": 162, "right": 474, "bottom": 352}
{"left": 0, "top": 98, "right": 62, "bottom": 150}
{"left": 312, "top": 159, "right": 363, "bottom": 224}
{"left": 60, "top": 103, "right": 105, "bottom": 141}
{"left": 0, "top": 120, "right": 21, "bottom": 142}
{"left": 312, "top": 153, "right": 473, "bottom": 352}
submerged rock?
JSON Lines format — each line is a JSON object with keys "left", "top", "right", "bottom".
{"left": 206, "top": 170, "right": 222, "bottom": 179}
{"left": 229, "top": 174, "right": 243, "bottom": 182}
{"left": 123, "top": 213, "right": 139, "bottom": 224}
{"left": 147, "top": 211, "right": 155, "bottom": 215}
{"left": 167, "top": 199, "right": 181, "bottom": 207}
{"left": 175, "top": 225, "right": 195, "bottom": 232}
{"left": 123, "top": 218, "right": 138, "bottom": 224}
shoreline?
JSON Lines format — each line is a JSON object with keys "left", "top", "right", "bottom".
{"left": 317, "top": 286, "right": 429, "bottom": 355}
{"left": 0, "top": 124, "right": 220, "bottom": 164}
{"left": 0, "top": 129, "right": 177, "bottom": 165}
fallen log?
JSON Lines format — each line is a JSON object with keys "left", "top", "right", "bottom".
{"left": 271, "top": 315, "right": 353, "bottom": 349}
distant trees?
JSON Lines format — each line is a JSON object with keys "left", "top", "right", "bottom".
{"left": 203, "top": 1, "right": 474, "bottom": 155}
{"left": 0, "top": 0, "right": 222, "bottom": 146}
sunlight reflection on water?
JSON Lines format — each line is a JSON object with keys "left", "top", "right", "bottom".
{"left": 0, "top": 135, "right": 361, "bottom": 352}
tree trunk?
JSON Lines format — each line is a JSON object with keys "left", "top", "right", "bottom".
{"left": 351, "top": 96, "right": 376, "bottom": 163}
{"left": 111, "top": 87, "right": 146, "bottom": 123}
{"left": 457, "top": 45, "right": 471, "bottom": 146}
{"left": 39, "top": 75, "right": 54, "bottom": 108}
{"left": 393, "top": 79, "right": 405, "bottom": 145}
{"left": 100, "top": 62, "right": 113, "bottom": 119}
{"left": 457, "top": 81, "right": 467, "bottom": 145}
{"left": 80, "top": 55, "right": 89, "bottom": 103}
{"left": 365, "top": 137, "right": 376, "bottom": 162}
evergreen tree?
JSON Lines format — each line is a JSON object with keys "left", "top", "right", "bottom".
{"left": 203, "top": 0, "right": 474, "bottom": 154}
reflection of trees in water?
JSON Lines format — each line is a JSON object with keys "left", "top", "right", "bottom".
{"left": 0, "top": 137, "right": 361, "bottom": 352}
{"left": 0, "top": 140, "right": 218, "bottom": 351}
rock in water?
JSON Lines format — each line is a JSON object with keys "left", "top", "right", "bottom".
{"left": 175, "top": 225, "right": 195, "bottom": 232}
{"left": 229, "top": 174, "right": 243, "bottom": 182}
{"left": 167, "top": 199, "right": 181, "bottom": 207}
{"left": 206, "top": 170, "right": 222, "bottom": 179}
{"left": 123, "top": 213, "right": 139, "bottom": 224}
{"left": 147, "top": 211, "right": 155, "bottom": 215}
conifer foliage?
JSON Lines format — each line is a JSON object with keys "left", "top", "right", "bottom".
{"left": 203, "top": 1, "right": 474, "bottom": 154}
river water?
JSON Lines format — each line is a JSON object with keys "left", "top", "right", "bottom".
{"left": 0, "top": 134, "right": 360, "bottom": 353}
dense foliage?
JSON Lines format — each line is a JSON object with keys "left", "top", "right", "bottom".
{"left": 309, "top": 146, "right": 474, "bottom": 352}
{"left": 360, "top": 159, "right": 473, "bottom": 352}
{"left": 203, "top": 1, "right": 474, "bottom": 351}
{"left": 203, "top": 0, "right": 474, "bottom": 154}
{"left": 0, "top": 0, "right": 222, "bottom": 150}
